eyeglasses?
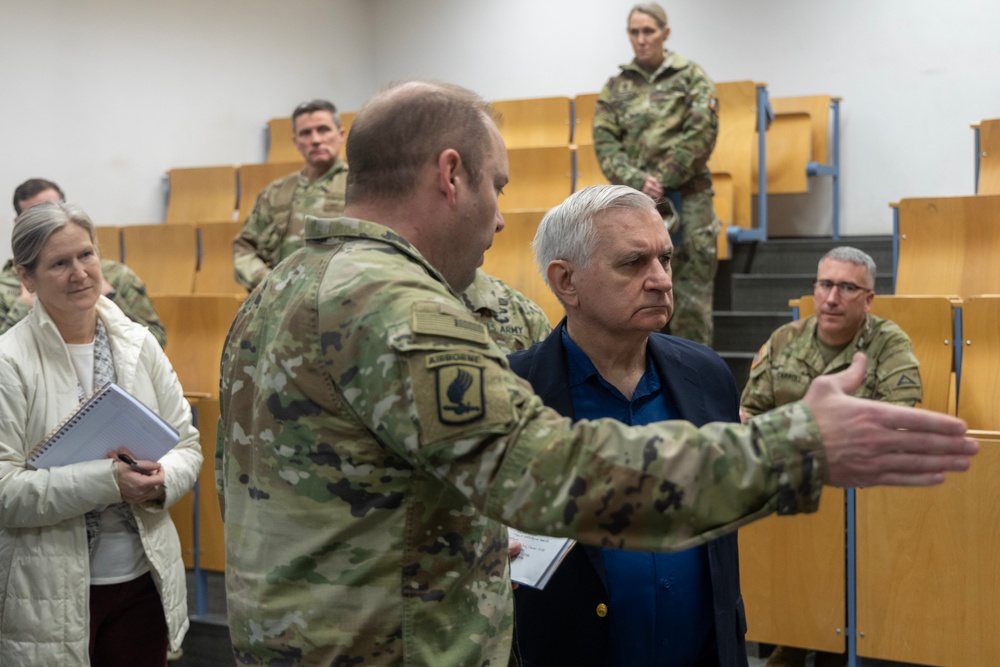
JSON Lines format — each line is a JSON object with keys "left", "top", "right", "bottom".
{"left": 813, "top": 279, "right": 872, "bottom": 297}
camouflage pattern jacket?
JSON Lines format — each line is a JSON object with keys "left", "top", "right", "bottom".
{"left": 461, "top": 269, "right": 553, "bottom": 353}
{"left": 217, "top": 216, "right": 827, "bottom": 667}
{"left": 0, "top": 259, "right": 166, "bottom": 348}
{"left": 232, "top": 161, "right": 348, "bottom": 290}
{"left": 593, "top": 51, "right": 718, "bottom": 194}
{"left": 741, "top": 314, "right": 923, "bottom": 416}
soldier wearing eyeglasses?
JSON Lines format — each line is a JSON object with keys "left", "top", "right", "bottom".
{"left": 738, "top": 245, "right": 922, "bottom": 667}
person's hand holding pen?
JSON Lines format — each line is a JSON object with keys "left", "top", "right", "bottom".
{"left": 108, "top": 448, "right": 167, "bottom": 504}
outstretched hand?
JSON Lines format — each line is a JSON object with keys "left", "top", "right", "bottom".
{"left": 803, "top": 353, "right": 976, "bottom": 488}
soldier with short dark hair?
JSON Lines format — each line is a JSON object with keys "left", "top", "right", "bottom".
{"left": 216, "top": 81, "right": 972, "bottom": 667}
{"left": 232, "top": 98, "right": 348, "bottom": 290}
{"left": 594, "top": 2, "right": 720, "bottom": 346}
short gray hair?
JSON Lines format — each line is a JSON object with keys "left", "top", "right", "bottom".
{"left": 819, "top": 246, "right": 876, "bottom": 288}
{"left": 532, "top": 185, "right": 660, "bottom": 287}
{"left": 13, "top": 201, "right": 96, "bottom": 273}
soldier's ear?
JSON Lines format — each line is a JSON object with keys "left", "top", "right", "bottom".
{"left": 547, "top": 260, "right": 578, "bottom": 307}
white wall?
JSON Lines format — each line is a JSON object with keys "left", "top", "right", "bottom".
{"left": 1, "top": 0, "right": 997, "bottom": 264}
{"left": 0, "top": 0, "right": 375, "bottom": 262}
{"left": 372, "top": 0, "right": 1000, "bottom": 236}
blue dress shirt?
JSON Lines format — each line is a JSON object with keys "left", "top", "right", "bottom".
{"left": 562, "top": 329, "right": 715, "bottom": 667}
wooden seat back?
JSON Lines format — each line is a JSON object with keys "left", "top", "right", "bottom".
{"left": 121, "top": 223, "right": 198, "bottom": 295}
{"left": 978, "top": 118, "right": 1000, "bottom": 195}
{"left": 572, "top": 93, "right": 599, "bottom": 146}
{"left": 194, "top": 221, "right": 246, "bottom": 296}
{"left": 94, "top": 226, "right": 122, "bottom": 262}
{"left": 707, "top": 80, "right": 761, "bottom": 231}
{"left": 502, "top": 146, "right": 573, "bottom": 212}
{"left": 481, "top": 210, "right": 560, "bottom": 326}
{"left": 236, "top": 162, "right": 302, "bottom": 221}
{"left": 895, "top": 195, "right": 1000, "bottom": 297}
{"left": 492, "top": 97, "right": 572, "bottom": 149}
{"left": 152, "top": 294, "right": 244, "bottom": 398}
{"left": 957, "top": 295, "right": 1000, "bottom": 429}
{"left": 165, "top": 166, "right": 236, "bottom": 224}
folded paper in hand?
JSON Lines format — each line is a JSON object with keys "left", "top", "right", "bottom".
{"left": 507, "top": 527, "right": 576, "bottom": 590}
{"left": 27, "top": 382, "right": 179, "bottom": 469}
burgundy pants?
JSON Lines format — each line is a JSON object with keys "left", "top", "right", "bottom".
{"left": 89, "top": 572, "right": 169, "bottom": 667}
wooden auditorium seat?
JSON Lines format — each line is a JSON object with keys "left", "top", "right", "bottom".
{"left": 481, "top": 210, "right": 560, "bottom": 326}
{"left": 956, "top": 295, "right": 1000, "bottom": 430}
{"left": 738, "top": 490, "right": 845, "bottom": 654}
{"left": 572, "top": 93, "right": 599, "bottom": 146}
{"left": 748, "top": 295, "right": 959, "bottom": 661}
{"left": 236, "top": 162, "right": 302, "bottom": 221}
{"left": 849, "top": 295, "right": 1000, "bottom": 664}
{"left": 167, "top": 397, "right": 227, "bottom": 572}
{"left": 194, "top": 221, "right": 246, "bottom": 296}
{"left": 707, "top": 80, "right": 762, "bottom": 232}
{"left": 164, "top": 166, "right": 237, "bottom": 224}
{"left": 501, "top": 146, "right": 573, "bottom": 212}
{"left": 712, "top": 172, "right": 734, "bottom": 260}
{"left": 120, "top": 223, "right": 198, "bottom": 295}
{"left": 266, "top": 117, "right": 299, "bottom": 163}
{"left": 492, "top": 97, "right": 572, "bottom": 149}
{"left": 94, "top": 226, "right": 122, "bottom": 263}
{"left": 573, "top": 145, "right": 610, "bottom": 191}
{"left": 151, "top": 294, "right": 244, "bottom": 399}
{"left": 976, "top": 118, "right": 1000, "bottom": 195}
{"left": 855, "top": 429, "right": 1000, "bottom": 665}
{"left": 338, "top": 110, "right": 356, "bottom": 161}
{"left": 752, "top": 111, "right": 811, "bottom": 194}
{"left": 894, "top": 194, "right": 1000, "bottom": 297}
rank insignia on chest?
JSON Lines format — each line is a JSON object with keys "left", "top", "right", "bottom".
{"left": 435, "top": 364, "right": 485, "bottom": 425}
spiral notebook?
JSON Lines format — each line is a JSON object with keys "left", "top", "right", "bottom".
{"left": 27, "top": 382, "right": 179, "bottom": 470}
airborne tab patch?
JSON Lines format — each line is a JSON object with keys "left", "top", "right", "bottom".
{"left": 436, "top": 364, "right": 485, "bottom": 424}
{"left": 896, "top": 374, "right": 918, "bottom": 387}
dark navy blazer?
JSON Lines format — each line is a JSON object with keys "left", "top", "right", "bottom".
{"left": 510, "top": 320, "right": 748, "bottom": 667}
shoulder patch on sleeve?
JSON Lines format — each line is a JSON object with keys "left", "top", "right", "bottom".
{"left": 412, "top": 301, "right": 489, "bottom": 345}
{"left": 708, "top": 95, "right": 719, "bottom": 114}
{"left": 896, "top": 374, "right": 918, "bottom": 387}
{"left": 750, "top": 343, "right": 768, "bottom": 370}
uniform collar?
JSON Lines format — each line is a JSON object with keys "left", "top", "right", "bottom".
{"left": 620, "top": 50, "right": 689, "bottom": 81}
{"left": 303, "top": 216, "right": 458, "bottom": 299}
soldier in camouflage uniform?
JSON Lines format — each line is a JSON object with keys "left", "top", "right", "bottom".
{"left": 593, "top": 3, "right": 720, "bottom": 346}
{"left": 216, "top": 81, "right": 972, "bottom": 667}
{"left": 3, "top": 179, "right": 166, "bottom": 347}
{"left": 740, "top": 246, "right": 922, "bottom": 667}
{"left": 461, "top": 268, "right": 552, "bottom": 353}
{"left": 232, "top": 99, "right": 349, "bottom": 290}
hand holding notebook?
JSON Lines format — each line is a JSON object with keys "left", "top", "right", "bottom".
{"left": 27, "top": 383, "right": 179, "bottom": 470}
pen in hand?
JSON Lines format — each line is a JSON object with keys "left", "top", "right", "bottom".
{"left": 117, "top": 452, "right": 154, "bottom": 477}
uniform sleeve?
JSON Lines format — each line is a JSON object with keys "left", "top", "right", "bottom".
{"left": 593, "top": 81, "right": 649, "bottom": 191}
{"left": 656, "top": 64, "right": 719, "bottom": 190}
{"left": 233, "top": 189, "right": 278, "bottom": 291}
{"left": 872, "top": 327, "right": 923, "bottom": 406}
{"left": 105, "top": 264, "right": 167, "bottom": 348}
{"left": 339, "top": 300, "right": 827, "bottom": 553}
{"left": 740, "top": 338, "right": 777, "bottom": 417}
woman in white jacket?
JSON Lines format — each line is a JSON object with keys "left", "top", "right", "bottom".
{"left": 0, "top": 201, "right": 202, "bottom": 666}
